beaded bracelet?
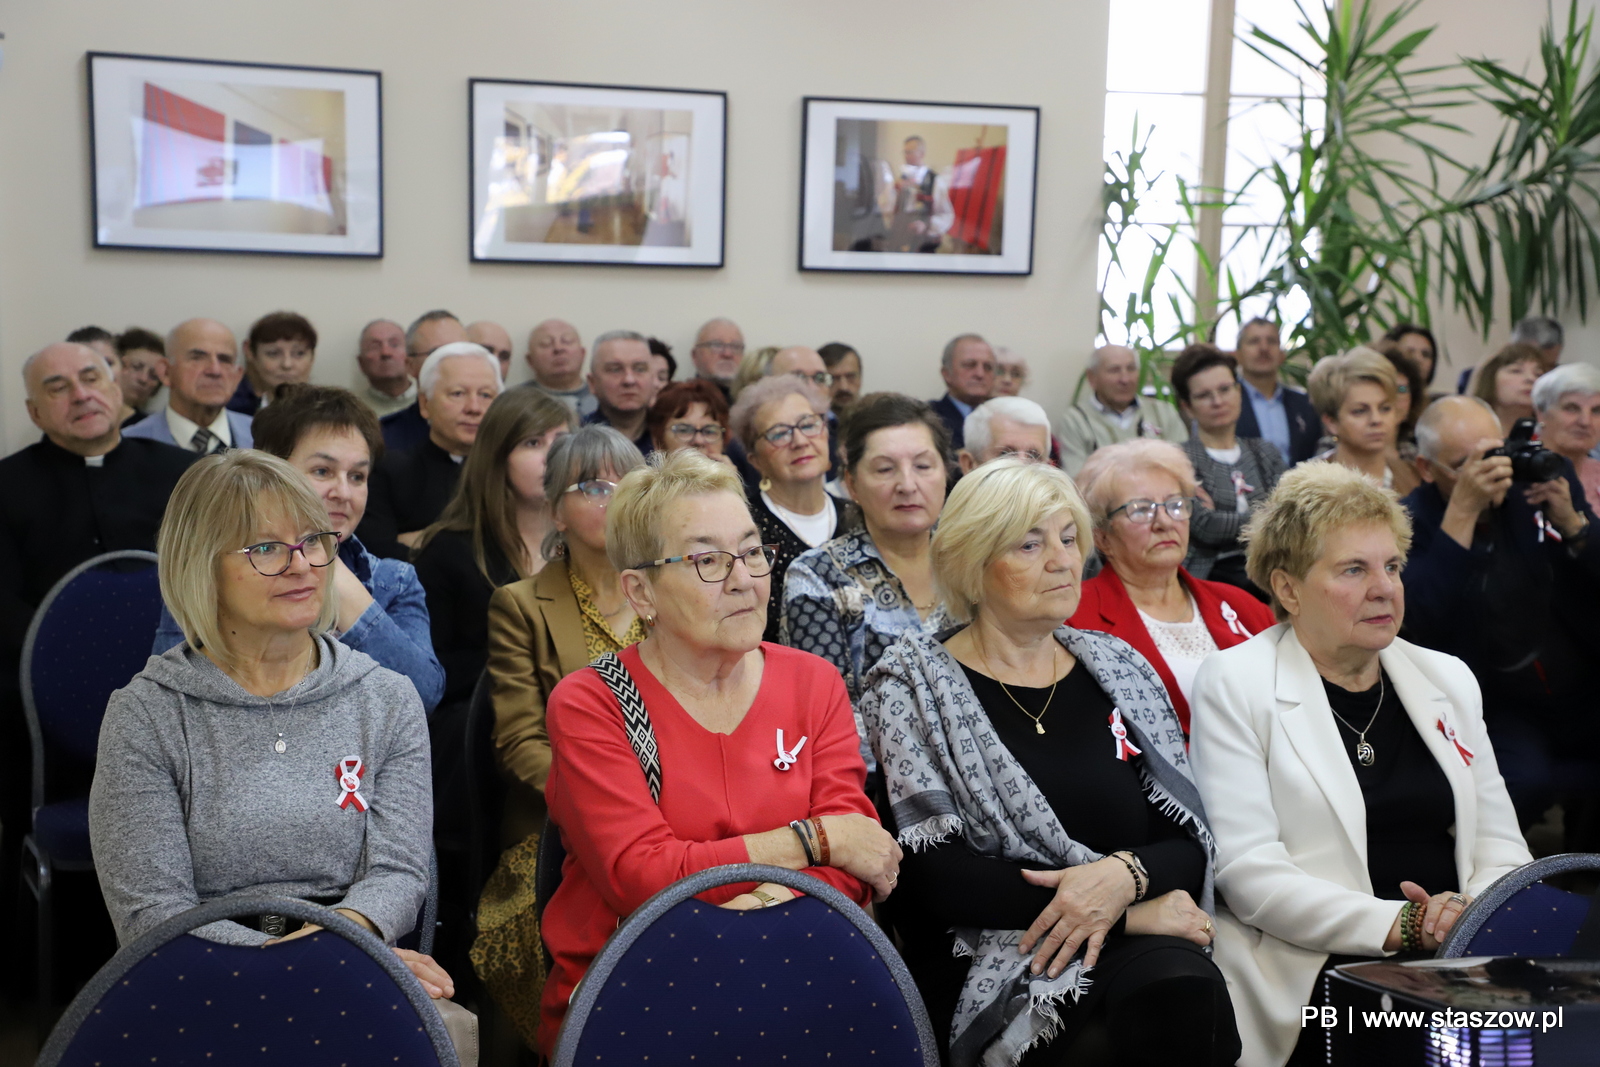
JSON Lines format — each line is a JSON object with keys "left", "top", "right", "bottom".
{"left": 789, "top": 819, "right": 817, "bottom": 866}
{"left": 1399, "top": 902, "right": 1422, "bottom": 952}
{"left": 811, "top": 817, "right": 831, "bottom": 867}
{"left": 1111, "top": 851, "right": 1147, "bottom": 901}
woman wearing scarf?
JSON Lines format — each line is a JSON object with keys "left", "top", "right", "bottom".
{"left": 861, "top": 458, "right": 1238, "bottom": 1067}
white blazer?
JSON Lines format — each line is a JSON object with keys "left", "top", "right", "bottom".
{"left": 1189, "top": 624, "right": 1530, "bottom": 1067}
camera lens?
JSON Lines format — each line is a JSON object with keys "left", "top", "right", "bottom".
{"left": 1517, "top": 448, "right": 1565, "bottom": 483}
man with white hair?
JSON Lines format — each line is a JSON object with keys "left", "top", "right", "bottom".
{"left": 1056, "top": 344, "right": 1187, "bottom": 476}
{"left": 358, "top": 342, "right": 503, "bottom": 559}
{"left": 958, "top": 396, "right": 1054, "bottom": 472}
{"left": 122, "top": 318, "right": 255, "bottom": 452}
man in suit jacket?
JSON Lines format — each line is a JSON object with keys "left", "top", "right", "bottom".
{"left": 122, "top": 319, "right": 254, "bottom": 452}
{"left": 1233, "top": 318, "right": 1319, "bottom": 466}
{"left": 1056, "top": 344, "right": 1189, "bottom": 475}
{"left": 927, "top": 333, "right": 996, "bottom": 451}
{"left": 380, "top": 309, "right": 469, "bottom": 454}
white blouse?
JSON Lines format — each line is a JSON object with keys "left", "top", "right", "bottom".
{"left": 1136, "top": 591, "right": 1219, "bottom": 704}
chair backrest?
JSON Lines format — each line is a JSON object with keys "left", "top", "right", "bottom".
{"left": 21, "top": 550, "right": 161, "bottom": 810}
{"left": 1438, "top": 853, "right": 1600, "bottom": 958}
{"left": 535, "top": 815, "right": 566, "bottom": 926}
{"left": 464, "top": 668, "right": 505, "bottom": 912}
{"left": 398, "top": 847, "right": 440, "bottom": 957}
{"left": 552, "top": 863, "right": 937, "bottom": 1067}
{"left": 37, "top": 895, "right": 459, "bottom": 1067}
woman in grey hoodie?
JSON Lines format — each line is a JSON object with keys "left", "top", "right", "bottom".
{"left": 89, "top": 451, "right": 449, "bottom": 994}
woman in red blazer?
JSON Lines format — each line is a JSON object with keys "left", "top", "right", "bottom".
{"left": 1070, "top": 440, "right": 1274, "bottom": 735}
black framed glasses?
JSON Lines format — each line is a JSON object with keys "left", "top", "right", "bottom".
{"left": 633, "top": 545, "right": 778, "bottom": 583}
{"left": 667, "top": 422, "right": 726, "bottom": 441}
{"left": 758, "top": 413, "right": 827, "bottom": 448}
{"left": 565, "top": 479, "right": 618, "bottom": 501}
{"left": 1107, "top": 496, "right": 1197, "bottom": 524}
{"left": 791, "top": 370, "right": 835, "bottom": 387}
{"left": 235, "top": 532, "right": 339, "bottom": 576}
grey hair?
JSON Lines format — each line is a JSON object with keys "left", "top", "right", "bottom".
{"left": 541, "top": 424, "right": 648, "bottom": 560}
{"left": 1415, "top": 394, "right": 1498, "bottom": 461}
{"left": 359, "top": 318, "right": 401, "bottom": 342}
{"left": 1089, "top": 344, "right": 1135, "bottom": 372}
{"left": 694, "top": 317, "right": 742, "bottom": 344}
{"left": 1533, "top": 362, "right": 1600, "bottom": 413}
{"left": 418, "top": 341, "right": 503, "bottom": 398}
{"left": 592, "top": 329, "right": 649, "bottom": 354}
{"left": 21, "top": 342, "right": 116, "bottom": 388}
{"left": 941, "top": 333, "right": 989, "bottom": 371}
{"left": 729, "top": 374, "right": 827, "bottom": 451}
{"left": 962, "top": 396, "right": 1051, "bottom": 458}
{"left": 1512, "top": 316, "right": 1564, "bottom": 349}
{"left": 405, "top": 309, "right": 460, "bottom": 354}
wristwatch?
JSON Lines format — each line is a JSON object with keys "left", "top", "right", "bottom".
{"left": 749, "top": 888, "right": 783, "bottom": 908}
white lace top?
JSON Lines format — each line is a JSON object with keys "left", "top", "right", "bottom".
{"left": 1135, "top": 590, "right": 1218, "bottom": 705}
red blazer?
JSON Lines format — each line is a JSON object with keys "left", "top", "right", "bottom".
{"left": 1069, "top": 567, "right": 1275, "bottom": 734}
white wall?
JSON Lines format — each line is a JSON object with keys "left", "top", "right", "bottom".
{"left": 0, "top": 0, "right": 1111, "bottom": 451}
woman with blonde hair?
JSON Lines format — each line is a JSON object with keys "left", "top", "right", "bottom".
{"left": 1190, "top": 462, "right": 1529, "bottom": 1066}
{"left": 1308, "top": 347, "right": 1418, "bottom": 494}
{"left": 862, "top": 457, "right": 1236, "bottom": 1066}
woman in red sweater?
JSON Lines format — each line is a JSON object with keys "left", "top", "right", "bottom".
{"left": 1070, "top": 440, "right": 1274, "bottom": 735}
{"left": 538, "top": 449, "right": 902, "bottom": 1054}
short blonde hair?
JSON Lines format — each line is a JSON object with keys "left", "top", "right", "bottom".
{"left": 1243, "top": 460, "right": 1413, "bottom": 620}
{"left": 932, "top": 457, "right": 1092, "bottom": 624}
{"left": 158, "top": 451, "right": 338, "bottom": 665}
{"left": 1307, "top": 346, "right": 1398, "bottom": 418}
{"left": 607, "top": 447, "right": 749, "bottom": 574}
{"left": 1075, "top": 439, "right": 1199, "bottom": 528}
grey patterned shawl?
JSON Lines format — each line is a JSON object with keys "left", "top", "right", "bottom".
{"left": 859, "top": 626, "right": 1215, "bottom": 1067}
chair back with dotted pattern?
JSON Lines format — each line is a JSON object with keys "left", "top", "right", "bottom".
{"left": 1438, "top": 854, "right": 1600, "bottom": 959}
{"left": 552, "top": 862, "right": 937, "bottom": 1067}
{"left": 36, "top": 895, "right": 459, "bottom": 1067}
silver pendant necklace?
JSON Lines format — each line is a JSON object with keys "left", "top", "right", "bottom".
{"left": 1329, "top": 672, "right": 1384, "bottom": 766}
{"left": 265, "top": 646, "right": 313, "bottom": 755}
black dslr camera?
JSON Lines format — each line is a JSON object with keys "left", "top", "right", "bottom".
{"left": 1487, "top": 418, "right": 1564, "bottom": 483}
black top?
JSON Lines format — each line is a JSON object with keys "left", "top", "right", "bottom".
{"left": 379, "top": 401, "right": 430, "bottom": 455}
{"left": 410, "top": 527, "right": 517, "bottom": 709}
{"left": 751, "top": 490, "right": 861, "bottom": 643}
{"left": 357, "top": 438, "right": 463, "bottom": 560}
{"left": 1323, "top": 672, "right": 1458, "bottom": 899}
{"left": 582, "top": 407, "right": 653, "bottom": 457}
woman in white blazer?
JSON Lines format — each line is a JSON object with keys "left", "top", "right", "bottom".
{"left": 1189, "top": 462, "right": 1530, "bottom": 1067}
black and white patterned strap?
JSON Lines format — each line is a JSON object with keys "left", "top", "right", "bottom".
{"left": 590, "top": 652, "right": 662, "bottom": 804}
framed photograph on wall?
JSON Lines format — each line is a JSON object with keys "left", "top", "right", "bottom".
{"left": 88, "top": 52, "right": 383, "bottom": 257}
{"left": 800, "top": 96, "right": 1039, "bottom": 275}
{"left": 469, "top": 78, "right": 726, "bottom": 267}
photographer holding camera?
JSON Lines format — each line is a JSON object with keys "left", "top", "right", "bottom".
{"left": 1402, "top": 395, "right": 1600, "bottom": 832}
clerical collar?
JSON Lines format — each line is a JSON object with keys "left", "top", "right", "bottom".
{"left": 84, "top": 454, "right": 105, "bottom": 467}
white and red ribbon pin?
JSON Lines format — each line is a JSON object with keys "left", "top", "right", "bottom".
{"left": 773, "top": 729, "right": 808, "bottom": 771}
{"left": 1436, "top": 719, "right": 1476, "bottom": 767}
{"left": 1109, "top": 709, "right": 1142, "bottom": 761}
{"left": 1220, "top": 601, "right": 1254, "bottom": 639}
{"left": 335, "top": 756, "right": 368, "bottom": 811}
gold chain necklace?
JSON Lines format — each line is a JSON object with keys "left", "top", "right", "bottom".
{"left": 981, "top": 640, "right": 1060, "bottom": 735}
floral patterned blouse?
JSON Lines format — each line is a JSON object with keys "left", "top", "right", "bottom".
{"left": 569, "top": 567, "right": 649, "bottom": 658}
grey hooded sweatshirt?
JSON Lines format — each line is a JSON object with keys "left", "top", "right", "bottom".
{"left": 89, "top": 633, "right": 432, "bottom": 947}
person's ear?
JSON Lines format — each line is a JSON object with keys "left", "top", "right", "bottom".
{"left": 417, "top": 388, "right": 432, "bottom": 421}
{"left": 620, "top": 569, "right": 657, "bottom": 620}
{"left": 957, "top": 449, "right": 975, "bottom": 474}
{"left": 1091, "top": 524, "right": 1112, "bottom": 558}
{"left": 1321, "top": 413, "right": 1339, "bottom": 439}
{"left": 154, "top": 357, "right": 172, "bottom": 388}
{"left": 1178, "top": 400, "right": 1195, "bottom": 423}
{"left": 1271, "top": 568, "right": 1301, "bottom": 618}
{"left": 1414, "top": 455, "right": 1435, "bottom": 485}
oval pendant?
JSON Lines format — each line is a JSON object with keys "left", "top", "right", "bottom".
{"left": 1035, "top": 722, "right": 1046, "bottom": 735}
{"left": 1356, "top": 740, "right": 1375, "bottom": 766}
{"left": 274, "top": 739, "right": 287, "bottom": 754}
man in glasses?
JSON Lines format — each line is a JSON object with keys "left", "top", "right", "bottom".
{"left": 1056, "top": 344, "right": 1188, "bottom": 476}
{"left": 467, "top": 320, "right": 514, "bottom": 383}
{"left": 958, "top": 396, "right": 1054, "bottom": 473}
{"left": 583, "top": 330, "right": 657, "bottom": 455}
{"left": 378, "top": 310, "right": 468, "bottom": 454}
{"left": 689, "top": 317, "right": 746, "bottom": 400}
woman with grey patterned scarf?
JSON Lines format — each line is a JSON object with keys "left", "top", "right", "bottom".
{"left": 860, "top": 458, "right": 1239, "bottom": 1067}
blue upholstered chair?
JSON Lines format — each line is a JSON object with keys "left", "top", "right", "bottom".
{"left": 1437, "top": 854, "right": 1600, "bottom": 958}
{"left": 35, "top": 895, "right": 460, "bottom": 1067}
{"left": 551, "top": 862, "right": 938, "bottom": 1067}
{"left": 19, "top": 549, "right": 161, "bottom": 1012}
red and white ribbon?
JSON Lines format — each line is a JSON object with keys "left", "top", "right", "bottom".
{"left": 1230, "top": 470, "right": 1257, "bottom": 497}
{"left": 1436, "top": 718, "right": 1476, "bottom": 767}
{"left": 1109, "top": 708, "right": 1143, "bottom": 761}
{"left": 1220, "top": 600, "right": 1254, "bottom": 639}
{"left": 1536, "top": 511, "right": 1563, "bottom": 543}
{"left": 773, "top": 729, "right": 807, "bottom": 771}
{"left": 335, "top": 756, "right": 368, "bottom": 811}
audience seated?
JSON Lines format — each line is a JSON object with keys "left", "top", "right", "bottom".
{"left": 1401, "top": 396, "right": 1600, "bottom": 829}
{"left": 1057, "top": 344, "right": 1188, "bottom": 475}
{"left": 647, "top": 336, "right": 676, "bottom": 389}
{"left": 1533, "top": 362, "right": 1600, "bottom": 507}
{"left": 689, "top": 316, "right": 745, "bottom": 399}
{"left": 229, "top": 311, "right": 316, "bottom": 415}
{"left": 730, "top": 376, "right": 862, "bottom": 642}
{"left": 65, "top": 327, "right": 137, "bottom": 426}
{"left": 1073, "top": 440, "right": 1275, "bottom": 732}
{"left": 862, "top": 457, "right": 1237, "bottom": 1067}
{"left": 114, "top": 327, "right": 166, "bottom": 422}
{"left": 124, "top": 318, "right": 255, "bottom": 452}
{"left": 1190, "top": 461, "right": 1530, "bottom": 1067}
{"left": 358, "top": 341, "right": 502, "bottom": 559}
{"left": 1383, "top": 321, "right": 1440, "bottom": 396}
{"left": 356, "top": 318, "right": 415, "bottom": 418}
{"left": 88, "top": 450, "right": 451, "bottom": 995}
{"left": 1380, "top": 343, "right": 1427, "bottom": 456}
{"left": 1233, "top": 317, "right": 1320, "bottom": 466}
{"left": 768, "top": 345, "right": 842, "bottom": 476}
{"left": 1455, "top": 316, "right": 1562, "bottom": 395}
{"left": 1307, "top": 346, "right": 1416, "bottom": 494}
{"left": 992, "top": 345, "right": 1028, "bottom": 396}
{"left": 818, "top": 341, "right": 862, "bottom": 415}
{"left": 467, "top": 320, "right": 514, "bottom": 382}
{"left": 582, "top": 330, "right": 656, "bottom": 453}
{"left": 149, "top": 384, "right": 444, "bottom": 714}
{"left": 731, "top": 344, "right": 779, "bottom": 397}
{"left": 382, "top": 309, "right": 468, "bottom": 453}
{"left": 1172, "top": 343, "right": 1285, "bottom": 593}
{"left": 957, "top": 395, "right": 1052, "bottom": 470}
{"left": 525, "top": 318, "right": 596, "bottom": 417}
{"left": 537, "top": 448, "right": 899, "bottom": 1055}
{"left": 646, "top": 378, "right": 731, "bottom": 464}
{"left": 1471, "top": 342, "right": 1543, "bottom": 436}
{"left": 927, "top": 332, "right": 996, "bottom": 450}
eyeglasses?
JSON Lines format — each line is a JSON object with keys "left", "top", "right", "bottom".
{"left": 695, "top": 341, "right": 745, "bottom": 355}
{"left": 633, "top": 544, "right": 778, "bottom": 583}
{"left": 236, "top": 532, "right": 339, "bottom": 576}
{"left": 759, "top": 413, "right": 827, "bottom": 448}
{"left": 791, "top": 370, "right": 835, "bottom": 387}
{"left": 1107, "top": 496, "right": 1196, "bottom": 524}
{"left": 565, "top": 479, "right": 618, "bottom": 501}
{"left": 667, "top": 422, "right": 726, "bottom": 441}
